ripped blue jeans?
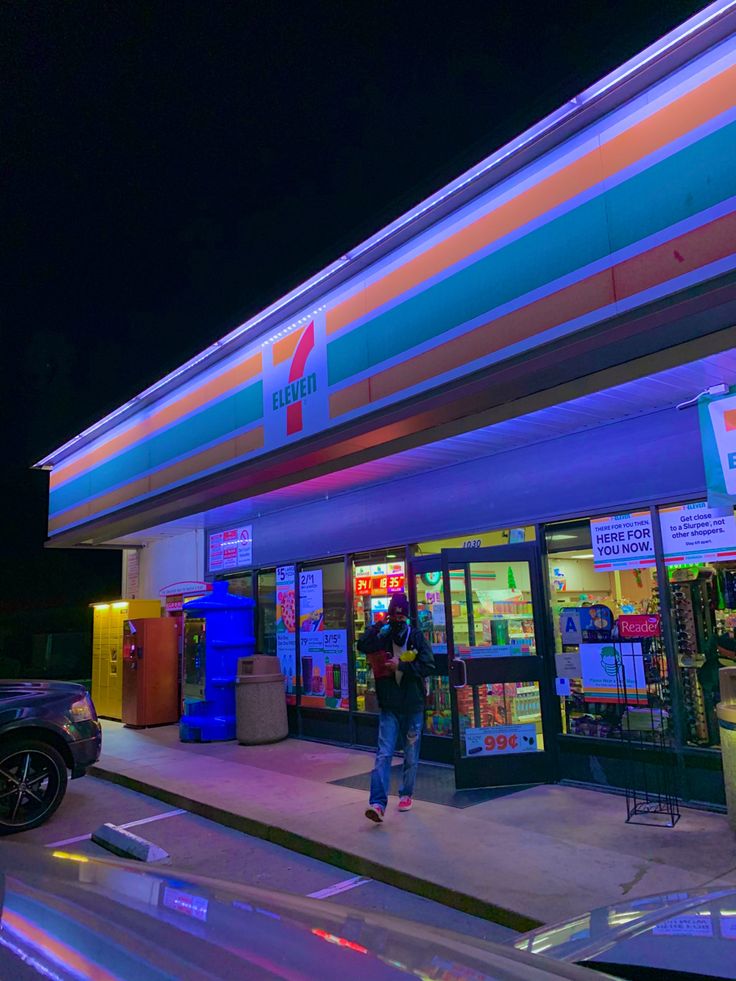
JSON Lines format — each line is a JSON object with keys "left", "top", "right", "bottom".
{"left": 369, "top": 709, "right": 423, "bottom": 808}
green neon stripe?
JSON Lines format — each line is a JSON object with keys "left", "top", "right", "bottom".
{"left": 50, "top": 380, "right": 263, "bottom": 515}
{"left": 327, "top": 121, "right": 736, "bottom": 386}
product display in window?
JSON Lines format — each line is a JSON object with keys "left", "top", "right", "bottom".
{"left": 668, "top": 564, "right": 736, "bottom": 748}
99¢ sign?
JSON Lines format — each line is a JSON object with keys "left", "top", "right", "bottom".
{"left": 465, "top": 724, "right": 537, "bottom": 757}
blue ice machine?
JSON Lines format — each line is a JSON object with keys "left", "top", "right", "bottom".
{"left": 179, "top": 580, "right": 255, "bottom": 742}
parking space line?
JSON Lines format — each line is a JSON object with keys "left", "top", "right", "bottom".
{"left": 119, "top": 808, "right": 186, "bottom": 830}
{"left": 45, "top": 831, "right": 94, "bottom": 848}
{"left": 45, "top": 807, "right": 186, "bottom": 848}
{"left": 308, "top": 876, "right": 371, "bottom": 899}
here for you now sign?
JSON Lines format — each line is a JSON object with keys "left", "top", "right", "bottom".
{"left": 590, "top": 511, "right": 655, "bottom": 572}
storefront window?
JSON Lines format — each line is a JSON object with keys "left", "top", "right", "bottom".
{"left": 214, "top": 572, "right": 253, "bottom": 597}
{"left": 659, "top": 501, "right": 736, "bottom": 749}
{"left": 299, "top": 559, "right": 348, "bottom": 710}
{"left": 352, "top": 550, "right": 406, "bottom": 713}
{"left": 257, "top": 570, "right": 277, "bottom": 656}
{"left": 547, "top": 517, "right": 669, "bottom": 742}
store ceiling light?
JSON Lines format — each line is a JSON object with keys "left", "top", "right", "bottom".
{"left": 568, "top": 553, "right": 595, "bottom": 560}
{"left": 549, "top": 533, "right": 577, "bottom": 541}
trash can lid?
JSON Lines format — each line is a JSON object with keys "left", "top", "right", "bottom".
{"left": 237, "top": 655, "right": 279, "bottom": 675}
{"left": 236, "top": 673, "right": 285, "bottom": 684}
{"left": 717, "top": 702, "right": 736, "bottom": 729}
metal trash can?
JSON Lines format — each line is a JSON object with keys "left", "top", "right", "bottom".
{"left": 235, "top": 655, "right": 288, "bottom": 745}
{"left": 718, "top": 667, "right": 736, "bottom": 832}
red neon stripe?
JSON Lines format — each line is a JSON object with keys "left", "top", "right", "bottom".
{"left": 289, "top": 321, "right": 315, "bottom": 382}
{"left": 286, "top": 401, "right": 302, "bottom": 435}
{"left": 286, "top": 321, "right": 315, "bottom": 436}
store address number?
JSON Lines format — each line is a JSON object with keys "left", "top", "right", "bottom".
{"left": 463, "top": 539, "right": 482, "bottom": 548}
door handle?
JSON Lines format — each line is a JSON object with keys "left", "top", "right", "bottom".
{"left": 453, "top": 657, "right": 467, "bottom": 689}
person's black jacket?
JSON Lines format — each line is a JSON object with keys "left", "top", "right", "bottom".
{"left": 357, "top": 622, "right": 435, "bottom": 713}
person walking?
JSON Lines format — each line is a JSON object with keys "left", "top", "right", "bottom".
{"left": 357, "top": 592, "right": 434, "bottom": 822}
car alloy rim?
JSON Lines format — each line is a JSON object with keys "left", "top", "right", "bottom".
{"left": 0, "top": 750, "right": 61, "bottom": 827}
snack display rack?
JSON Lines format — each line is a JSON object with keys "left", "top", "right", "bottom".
{"left": 615, "top": 627, "right": 680, "bottom": 828}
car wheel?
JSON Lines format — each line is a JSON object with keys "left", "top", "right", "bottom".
{"left": 0, "top": 739, "right": 68, "bottom": 835}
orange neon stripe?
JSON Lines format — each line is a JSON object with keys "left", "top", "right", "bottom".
{"left": 326, "top": 62, "right": 736, "bottom": 337}
{"left": 272, "top": 326, "right": 305, "bottom": 367}
{"left": 3, "top": 908, "right": 120, "bottom": 981}
{"left": 49, "top": 425, "right": 264, "bottom": 534}
{"left": 52, "top": 352, "right": 263, "bottom": 488}
{"left": 329, "top": 210, "right": 736, "bottom": 418}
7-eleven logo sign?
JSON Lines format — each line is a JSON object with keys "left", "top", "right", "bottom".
{"left": 266, "top": 316, "right": 327, "bottom": 447}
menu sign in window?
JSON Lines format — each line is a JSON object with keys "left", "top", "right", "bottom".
{"left": 208, "top": 525, "right": 253, "bottom": 572}
{"left": 659, "top": 502, "right": 736, "bottom": 565}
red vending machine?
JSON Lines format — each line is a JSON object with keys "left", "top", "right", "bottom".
{"left": 122, "top": 618, "right": 179, "bottom": 728}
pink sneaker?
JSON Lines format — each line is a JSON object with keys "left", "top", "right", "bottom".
{"left": 365, "top": 804, "right": 385, "bottom": 823}
{"left": 398, "top": 796, "right": 413, "bottom": 812}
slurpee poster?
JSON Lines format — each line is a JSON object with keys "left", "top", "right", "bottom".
{"left": 276, "top": 566, "right": 296, "bottom": 704}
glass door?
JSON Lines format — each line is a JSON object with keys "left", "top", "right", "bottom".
{"left": 411, "top": 556, "right": 453, "bottom": 763}
{"left": 442, "top": 545, "right": 554, "bottom": 788}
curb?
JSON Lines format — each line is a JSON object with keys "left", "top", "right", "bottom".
{"left": 89, "top": 764, "right": 542, "bottom": 934}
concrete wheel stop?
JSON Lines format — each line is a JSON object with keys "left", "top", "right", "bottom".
{"left": 91, "top": 823, "right": 170, "bottom": 863}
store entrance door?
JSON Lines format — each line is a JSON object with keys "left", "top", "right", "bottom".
{"left": 441, "top": 545, "right": 554, "bottom": 789}
{"left": 410, "top": 556, "right": 453, "bottom": 764}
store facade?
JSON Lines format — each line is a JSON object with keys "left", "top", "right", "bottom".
{"left": 36, "top": 5, "right": 736, "bottom": 809}
{"left": 168, "top": 380, "right": 736, "bottom": 809}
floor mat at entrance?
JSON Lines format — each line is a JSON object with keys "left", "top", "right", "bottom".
{"left": 330, "top": 764, "right": 534, "bottom": 808}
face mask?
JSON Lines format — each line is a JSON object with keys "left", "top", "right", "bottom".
{"left": 391, "top": 621, "right": 408, "bottom": 645}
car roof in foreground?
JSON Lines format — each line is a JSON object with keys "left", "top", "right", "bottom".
{"left": 0, "top": 842, "right": 618, "bottom": 981}
{"left": 515, "top": 887, "right": 736, "bottom": 981}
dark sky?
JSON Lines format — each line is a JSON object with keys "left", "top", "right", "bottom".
{"left": 1, "top": 1, "right": 709, "bottom": 623}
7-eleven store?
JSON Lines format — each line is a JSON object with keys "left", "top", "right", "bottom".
{"left": 37, "top": 4, "right": 736, "bottom": 809}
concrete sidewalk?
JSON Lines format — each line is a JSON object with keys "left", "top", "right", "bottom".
{"left": 92, "top": 721, "right": 736, "bottom": 931}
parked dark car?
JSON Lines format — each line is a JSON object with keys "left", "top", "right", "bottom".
{"left": 0, "top": 680, "right": 101, "bottom": 834}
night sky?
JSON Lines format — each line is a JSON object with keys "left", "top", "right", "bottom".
{"left": 1, "top": 1, "right": 709, "bottom": 657}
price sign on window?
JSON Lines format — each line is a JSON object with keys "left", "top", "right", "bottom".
{"left": 464, "top": 724, "right": 537, "bottom": 757}
{"left": 355, "top": 577, "right": 372, "bottom": 595}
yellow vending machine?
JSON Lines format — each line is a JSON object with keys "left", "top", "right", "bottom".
{"left": 91, "top": 599, "right": 161, "bottom": 719}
